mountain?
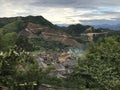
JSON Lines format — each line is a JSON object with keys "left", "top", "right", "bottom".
{"left": 0, "top": 16, "right": 55, "bottom": 28}
{"left": 0, "top": 15, "right": 120, "bottom": 51}
{"left": 94, "top": 24, "right": 120, "bottom": 30}
{"left": 0, "top": 16, "right": 80, "bottom": 51}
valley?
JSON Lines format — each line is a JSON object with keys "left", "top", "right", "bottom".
{"left": 0, "top": 16, "right": 120, "bottom": 90}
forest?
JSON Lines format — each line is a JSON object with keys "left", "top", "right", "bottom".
{"left": 0, "top": 16, "right": 120, "bottom": 90}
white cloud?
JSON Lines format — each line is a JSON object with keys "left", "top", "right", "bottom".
{"left": 0, "top": 0, "right": 120, "bottom": 25}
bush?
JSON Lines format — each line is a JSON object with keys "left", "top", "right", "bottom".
{"left": 69, "top": 36, "right": 120, "bottom": 90}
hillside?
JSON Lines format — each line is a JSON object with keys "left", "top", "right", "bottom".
{"left": 0, "top": 16, "right": 54, "bottom": 28}
{"left": 0, "top": 16, "right": 80, "bottom": 51}
{"left": 0, "top": 16, "right": 120, "bottom": 51}
{"left": 0, "top": 15, "right": 120, "bottom": 90}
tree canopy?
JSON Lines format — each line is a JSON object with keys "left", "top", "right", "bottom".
{"left": 68, "top": 36, "right": 120, "bottom": 90}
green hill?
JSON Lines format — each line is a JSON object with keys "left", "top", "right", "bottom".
{"left": 0, "top": 16, "right": 79, "bottom": 51}
{"left": 0, "top": 16, "right": 119, "bottom": 51}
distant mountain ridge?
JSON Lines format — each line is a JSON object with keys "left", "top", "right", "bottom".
{"left": 94, "top": 24, "right": 120, "bottom": 30}
{"left": 0, "top": 15, "right": 120, "bottom": 51}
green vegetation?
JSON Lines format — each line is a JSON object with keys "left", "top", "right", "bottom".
{"left": 0, "top": 16, "right": 120, "bottom": 90}
{"left": 0, "top": 47, "right": 64, "bottom": 90}
{"left": 0, "top": 47, "right": 40, "bottom": 90}
{"left": 0, "top": 19, "right": 25, "bottom": 51}
{"left": 0, "top": 16, "right": 64, "bottom": 51}
{"left": 67, "top": 36, "right": 120, "bottom": 90}
{"left": 16, "top": 36, "right": 34, "bottom": 51}
{"left": 30, "top": 37, "right": 67, "bottom": 52}
{"left": 1, "top": 19, "right": 24, "bottom": 34}
{"left": 0, "top": 31, "right": 17, "bottom": 51}
{"left": 63, "top": 24, "right": 96, "bottom": 36}
{"left": 0, "top": 17, "right": 19, "bottom": 28}
{"left": 22, "top": 16, "right": 55, "bottom": 28}
{"left": 0, "top": 16, "right": 55, "bottom": 28}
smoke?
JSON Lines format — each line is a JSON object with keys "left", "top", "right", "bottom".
{"left": 68, "top": 43, "right": 89, "bottom": 60}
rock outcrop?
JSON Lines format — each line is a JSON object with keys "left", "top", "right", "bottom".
{"left": 20, "top": 22, "right": 79, "bottom": 46}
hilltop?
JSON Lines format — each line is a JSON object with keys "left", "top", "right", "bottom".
{"left": 0, "top": 16, "right": 79, "bottom": 51}
{"left": 0, "top": 16, "right": 119, "bottom": 51}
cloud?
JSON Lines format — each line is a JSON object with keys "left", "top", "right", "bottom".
{"left": 0, "top": 0, "right": 120, "bottom": 25}
{"left": 31, "top": 0, "right": 120, "bottom": 9}
{"left": 80, "top": 19, "right": 120, "bottom": 25}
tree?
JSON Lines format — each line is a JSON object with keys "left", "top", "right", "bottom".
{"left": 1, "top": 19, "right": 24, "bottom": 34}
{"left": 69, "top": 36, "right": 120, "bottom": 90}
{"left": 0, "top": 31, "right": 3, "bottom": 50}
{"left": 16, "top": 36, "right": 34, "bottom": 51}
{"left": 0, "top": 47, "right": 40, "bottom": 90}
{"left": 2, "top": 32, "right": 17, "bottom": 50}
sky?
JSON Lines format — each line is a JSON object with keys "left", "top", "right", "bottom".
{"left": 0, "top": 0, "right": 120, "bottom": 25}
